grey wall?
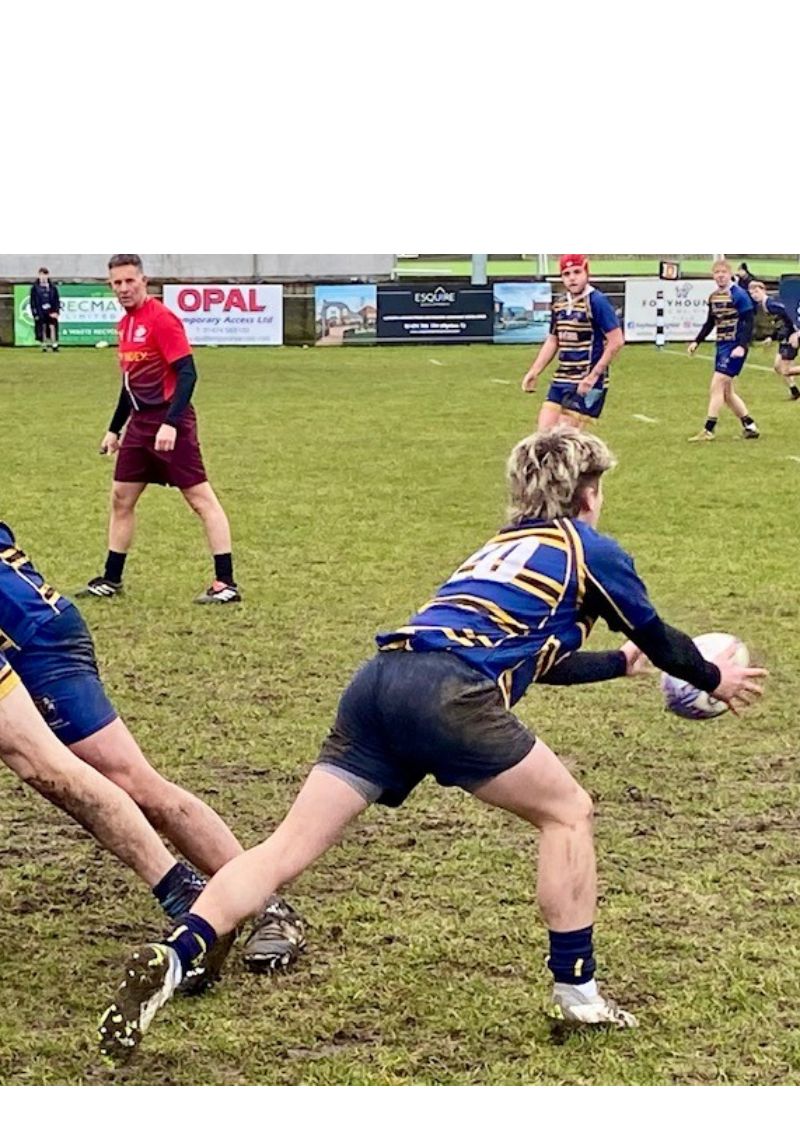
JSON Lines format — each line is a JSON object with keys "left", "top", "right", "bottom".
{"left": 0, "top": 254, "right": 395, "bottom": 280}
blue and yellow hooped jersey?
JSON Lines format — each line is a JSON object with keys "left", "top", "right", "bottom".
{"left": 550, "top": 288, "right": 620, "bottom": 385}
{"left": 376, "top": 517, "right": 658, "bottom": 706}
{"left": 709, "top": 284, "right": 752, "bottom": 343}
{"left": 0, "top": 660, "right": 20, "bottom": 700}
{"left": 0, "top": 522, "right": 70, "bottom": 653}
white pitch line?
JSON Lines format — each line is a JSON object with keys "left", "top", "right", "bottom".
{"left": 632, "top": 413, "right": 658, "bottom": 424}
{"left": 491, "top": 379, "right": 511, "bottom": 385}
{"left": 428, "top": 359, "right": 445, "bottom": 366}
{"left": 661, "top": 347, "right": 775, "bottom": 374}
{"left": 786, "top": 456, "right": 800, "bottom": 464}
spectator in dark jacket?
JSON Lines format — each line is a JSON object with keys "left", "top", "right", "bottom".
{"left": 30, "top": 267, "right": 61, "bottom": 352}
{"left": 736, "top": 262, "right": 755, "bottom": 292}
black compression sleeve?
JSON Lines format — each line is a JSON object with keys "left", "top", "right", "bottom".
{"left": 539, "top": 650, "right": 627, "bottom": 685}
{"left": 164, "top": 354, "right": 198, "bottom": 425}
{"left": 628, "top": 617, "right": 720, "bottom": 692}
{"left": 108, "top": 387, "right": 132, "bottom": 435}
{"left": 695, "top": 309, "right": 715, "bottom": 344}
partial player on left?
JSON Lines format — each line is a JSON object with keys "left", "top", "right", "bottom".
{"left": 0, "top": 520, "right": 303, "bottom": 979}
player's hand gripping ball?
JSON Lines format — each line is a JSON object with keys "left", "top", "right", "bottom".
{"left": 661, "top": 632, "right": 749, "bottom": 720}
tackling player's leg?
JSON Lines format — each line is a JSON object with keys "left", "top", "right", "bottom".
{"left": 775, "top": 346, "right": 800, "bottom": 400}
{"left": 98, "top": 768, "right": 365, "bottom": 1061}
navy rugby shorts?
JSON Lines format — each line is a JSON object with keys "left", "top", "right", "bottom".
{"left": 545, "top": 380, "right": 607, "bottom": 420}
{"left": 715, "top": 343, "right": 747, "bottom": 377}
{"left": 316, "top": 650, "right": 535, "bottom": 807}
{"left": 9, "top": 605, "right": 118, "bottom": 744}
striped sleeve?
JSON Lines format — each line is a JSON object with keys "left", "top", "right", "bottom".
{"left": 0, "top": 661, "right": 21, "bottom": 701}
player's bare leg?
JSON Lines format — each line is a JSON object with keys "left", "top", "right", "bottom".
{"left": 181, "top": 481, "right": 241, "bottom": 604}
{"left": 70, "top": 717, "right": 243, "bottom": 875}
{"left": 79, "top": 481, "right": 146, "bottom": 597}
{"left": 690, "top": 372, "right": 735, "bottom": 441}
{"left": 473, "top": 739, "right": 636, "bottom": 1029}
{"left": 723, "top": 381, "right": 760, "bottom": 438}
{"left": 537, "top": 402, "right": 563, "bottom": 432}
{"left": 560, "top": 410, "right": 591, "bottom": 432}
{"left": 109, "top": 480, "right": 147, "bottom": 554}
{"left": 181, "top": 481, "right": 231, "bottom": 556}
{"left": 0, "top": 681, "right": 175, "bottom": 886}
{"left": 775, "top": 356, "right": 800, "bottom": 399}
{"left": 98, "top": 769, "right": 366, "bottom": 1060}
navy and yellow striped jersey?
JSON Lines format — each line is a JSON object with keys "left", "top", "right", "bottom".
{"left": 0, "top": 659, "right": 20, "bottom": 701}
{"left": 0, "top": 522, "right": 69, "bottom": 653}
{"left": 550, "top": 288, "right": 620, "bottom": 385}
{"left": 708, "top": 284, "right": 753, "bottom": 344}
{"left": 376, "top": 518, "right": 658, "bottom": 707}
{"left": 762, "top": 296, "right": 797, "bottom": 341}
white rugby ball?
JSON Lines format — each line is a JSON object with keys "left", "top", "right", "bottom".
{"left": 661, "top": 632, "right": 749, "bottom": 720}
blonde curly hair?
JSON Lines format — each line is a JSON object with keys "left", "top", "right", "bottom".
{"left": 506, "top": 427, "right": 616, "bottom": 523}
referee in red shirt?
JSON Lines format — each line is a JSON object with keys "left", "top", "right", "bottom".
{"left": 80, "top": 254, "right": 240, "bottom": 604}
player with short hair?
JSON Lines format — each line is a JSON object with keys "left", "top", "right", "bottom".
{"left": 522, "top": 255, "right": 623, "bottom": 430}
{"left": 747, "top": 279, "right": 800, "bottom": 401}
{"left": 97, "top": 427, "right": 766, "bottom": 1061}
{"left": 80, "top": 254, "right": 240, "bottom": 604}
{"left": 687, "top": 259, "right": 760, "bottom": 440}
{"left": 1, "top": 521, "right": 303, "bottom": 977}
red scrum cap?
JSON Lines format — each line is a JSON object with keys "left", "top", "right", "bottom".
{"left": 559, "top": 254, "right": 589, "bottom": 273}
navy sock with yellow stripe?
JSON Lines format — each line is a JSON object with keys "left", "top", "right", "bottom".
{"left": 166, "top": 913, "right": 218, "bottom": 977}
{"left": 548, "top": 925, "right": 596, "bottom": 985}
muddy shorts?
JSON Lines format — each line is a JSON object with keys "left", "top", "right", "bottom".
{"left": 316, "top": 650, "right": 534, "bottom": 807}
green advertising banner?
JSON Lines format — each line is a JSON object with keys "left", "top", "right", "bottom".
{"left": 14, "top": 284, "right": 123, "bottom": 346}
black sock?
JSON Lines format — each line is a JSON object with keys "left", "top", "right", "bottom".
{"left": 791, "top": 386, "right": 799, "bottom": 400}
{"left": 152, "top": 862, "right": 206, "bottom": 920}
{"left": 547, "top": 925, "right": 596, "bottom": 985}
{"left": 104, "top": 550, "right": 127, "bottom": 584}
{"left": 166, "top": 913, "right": 218, "bottom": 977}
{"left": 213, "top": 553, "right": 235, "bottom": 586}
{"left": 741, "top": 415, "right": 757, "bottom": 429}
{"left": 704, "top": 417, "right": 718, "bottom": 433}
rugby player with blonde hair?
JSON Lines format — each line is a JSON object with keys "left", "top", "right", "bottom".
{"left": 98, "top": 428, "right": 766, "bottom": 1060}
{"left": 688, "top": 259, "right": 760, "bottom": 440}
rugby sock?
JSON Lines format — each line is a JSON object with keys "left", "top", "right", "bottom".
{"left": 741, "top": 415, "right": 756, "bottom": 428}
{"left": 213, "top": 553, "right": 235, "bottom": 586}
{"left": 166, "top": 913, "right": 218, "bottom": 977}
{"left": 104, "top": 550, "right": 127, "bottom": 584}
{"left": 704, "top": 417, "right": 718, "bottom": 434}
{"left": 547, "top": 925, "right": 596, "bottom": 985}
{"left": 790, "top": 386, "right": 799, "bottom": 400}
{"left": 153, "top": 862, "right": 206, "bottom": 919}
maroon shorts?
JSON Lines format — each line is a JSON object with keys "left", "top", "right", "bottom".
{"left": 114, "top": 406, "right": 208, "bottom": 489}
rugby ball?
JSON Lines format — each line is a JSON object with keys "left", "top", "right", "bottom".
{"left": 661, "top": 632, "right": 749, "bottom": 720}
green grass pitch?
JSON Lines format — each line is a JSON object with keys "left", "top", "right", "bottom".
{"left": 1, "top": 341, "right": 799, "bottom": 1084}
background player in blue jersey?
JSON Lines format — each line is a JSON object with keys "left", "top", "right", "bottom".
{"left": 747, "top": 279, "right": 800, "bottom": 401}
{"left": 0, "top": 522, "right": 304, "bottom": 976}
{"left": 521, "top": 254, "right": 623, "bottom": 430}
{"left": 687, "top": 259, "right": 760, "bottom": 440}
{"left": 96, "top": 428, "right": 766, "bottom": 1061}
